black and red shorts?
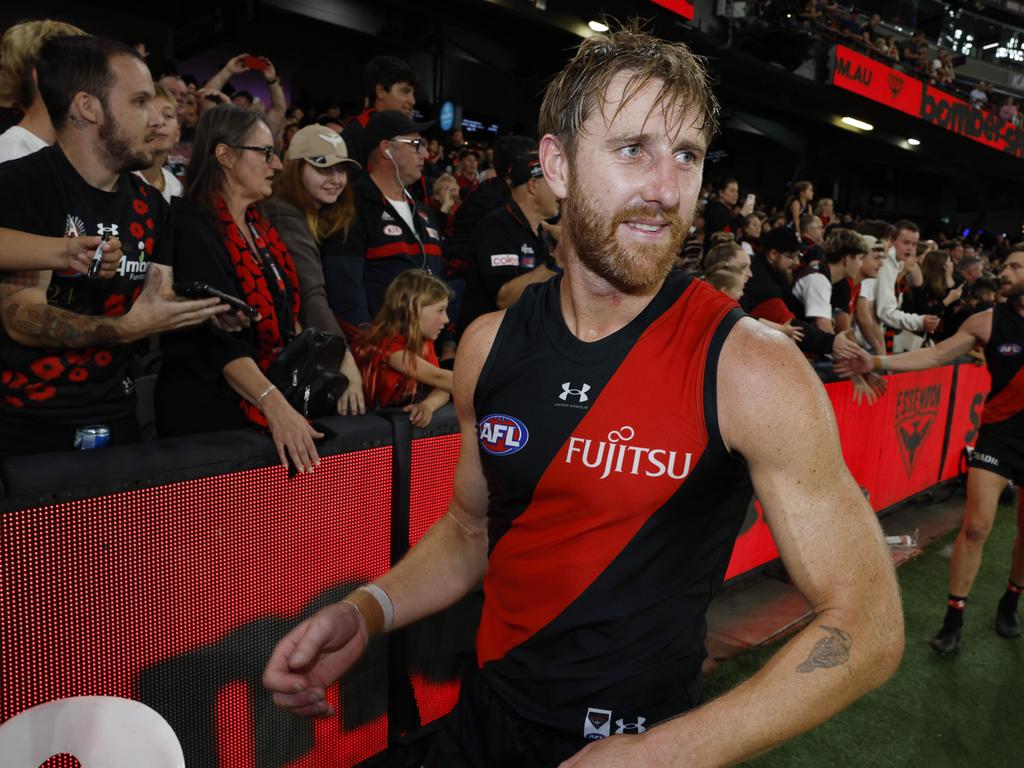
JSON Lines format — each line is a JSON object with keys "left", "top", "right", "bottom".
{"left": 968, "top": 425, "right": 1024, "bottom": 484}
{"left": 423, "top": 672, "right": 591, "bottom": 768}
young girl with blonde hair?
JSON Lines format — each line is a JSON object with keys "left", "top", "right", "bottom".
{"left": 357, "top": 269, "right": 453, "bottom": 426}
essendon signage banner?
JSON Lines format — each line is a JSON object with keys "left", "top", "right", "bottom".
{"left": 831, "top": 45, "right": 1024, "bottom": 159}
{"left": 649, "top": 0, "right": 695, "bottom": 21}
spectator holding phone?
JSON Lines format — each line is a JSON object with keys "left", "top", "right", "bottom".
{"left": 265, "top": 124, "right": 365, "bottom": 414}
{"left": 702, "top": 177, "right": 751, "bottom": 247}
{"left": 909, "top": 250, "right": 963, "bottom": 339}
{"left": 0, "top": 35, "right": 228, "bottom": 455}
{"left": 155, "top": 105, "right": 323, "bottom": 473}
{"left": 202, "top": 53, "right": 286, "bottom": 140}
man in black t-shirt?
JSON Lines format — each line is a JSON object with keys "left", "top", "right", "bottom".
{"left": 0, "top": 35, "right": 227, "bottom": 455}
{"left": 459, "top": 150, "right": 559, "bottom": 331}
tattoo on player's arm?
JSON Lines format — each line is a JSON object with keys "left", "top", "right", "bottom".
{"left": 796, "top": 626, "right": 852, "bottom": 673}
{"left": 3, "top": 299, "right": 120, "bottom": 348}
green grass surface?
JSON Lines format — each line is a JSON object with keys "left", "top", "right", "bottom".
{"left": 705, "top": 503, "right": 1023, "bottom": 767}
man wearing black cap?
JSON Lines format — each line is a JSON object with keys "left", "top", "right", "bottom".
{"left": 743, "top": 227, "right": 855, "bottom": 356}
{"left": 322, "top": 110, "right": 443, "bottom": 343}
{"left": 459, "top": 151, "right": 560, "bottom": 331}
{"left": 742, "top": 227, "right": 803, "bottom": 326}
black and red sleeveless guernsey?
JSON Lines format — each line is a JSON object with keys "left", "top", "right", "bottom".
{"left": 969, "top": 303, "right": 1024, "bottom": 482}
{"left": 472, "top": 270, "right": 752, "bottom": 739}
{"left": 981, "top": 302, "right": 1024, "bottom": 432}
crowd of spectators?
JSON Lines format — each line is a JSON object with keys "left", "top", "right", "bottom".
{"left": 0, "top": 17, "right": 1015, "bottom": 465}
{"left": 752, "top": 1, "right": 1024, "bottom": 126}
{"left": 692, "top": 171, "right": 1014, "bottom": 402}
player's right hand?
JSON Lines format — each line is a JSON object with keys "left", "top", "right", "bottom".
{"left": 262, "top": 601, "right": 368, "bottom": 717}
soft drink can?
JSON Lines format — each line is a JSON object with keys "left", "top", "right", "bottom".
{"left": 74, "top": 425, "right": 111, "bottom": 450}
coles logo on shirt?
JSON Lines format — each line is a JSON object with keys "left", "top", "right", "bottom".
{"left": 997, "top": 343, "right": 1022, "bottom": 356}
{"left": 490, "top": 254, "right": 519, "bottom": 267}
{"left": 478, "top": 413, "right": 529, "bottom": 456}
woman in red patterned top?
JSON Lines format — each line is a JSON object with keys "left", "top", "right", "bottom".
{"left": 155, "top": 105, "right": 323, "bottom": 474}
{"left": 356, "top": 269, "right": 453, "bottom": 426}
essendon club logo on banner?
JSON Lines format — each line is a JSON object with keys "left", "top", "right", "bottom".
{"left": 887, "top": 73, "right": 904, "bottom": 100}
{"left": 894, "top": 385, "right": 942, "bottom": 476}
{"left": 831, "top": 44, "right": 1024, "bottom": 159}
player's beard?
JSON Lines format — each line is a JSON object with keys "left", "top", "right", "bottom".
{"left": 98, "top": 110, "right": 154, "bottom": 172}
{"left": 562, "top": 166, "right": 690, "bottom": 292}
{"left": 1000, "top": 281, "right": 1024, "bottom": 309}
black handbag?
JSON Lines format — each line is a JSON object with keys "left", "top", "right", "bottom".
{"left": 265, "top": 328, "right": 348, "bottom": 418}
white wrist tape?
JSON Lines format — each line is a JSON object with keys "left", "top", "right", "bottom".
{"left": 360, "top": 584, "right": 395, "bottom": 633}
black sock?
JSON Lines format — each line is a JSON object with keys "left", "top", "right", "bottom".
{"left": 998, "top": 580, "right": 1023, "bottom": 615}
{"left": 944, "top": 594, "right": 968, "bottom": 629}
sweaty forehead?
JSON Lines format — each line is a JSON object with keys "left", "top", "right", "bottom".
{"left": 588, "top": 71, "right": 708, "bottom": 148}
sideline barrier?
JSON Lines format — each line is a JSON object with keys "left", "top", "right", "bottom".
{"left": 0, "top": 360, "right": 989, "bottom": 766}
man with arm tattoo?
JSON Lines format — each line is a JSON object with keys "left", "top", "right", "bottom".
{"left": 0, "top": 35, "right": 228, "bottom": 454}
{"left": 264, "top": 26, "right": 903, "bottom": 767}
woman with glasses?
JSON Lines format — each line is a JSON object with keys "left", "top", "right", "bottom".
{"left": 264, "top": 124, "right": 365, "bottom": 415}
{"left": 155, "top": 104, "right": 323, "bottom": 475}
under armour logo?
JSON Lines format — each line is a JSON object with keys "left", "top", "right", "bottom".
{"left": 614, "top": 717, "right": 646, "bottom": 734}
{"left": 96, "top": 222, "right": 119, "bottom": 238}
{"left": 560, "top": 382, "right": 590, "bottom": 403}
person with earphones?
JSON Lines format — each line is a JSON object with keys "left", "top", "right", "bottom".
{"left": 323, "top": 110, "right": 445, "bottom": 349}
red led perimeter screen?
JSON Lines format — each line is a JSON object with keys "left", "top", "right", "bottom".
{"left": 1, "top": 448, "right": 392, "bottom": 768}
{"left": 408, "top": 434, "right": 463, "bottom": 727}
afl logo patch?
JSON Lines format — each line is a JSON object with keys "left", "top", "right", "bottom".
{"left": 998, "top": 343, "right": 1022, "bottom": 356}
{"left": 383, "top": 224, "right": 402, "bottom": 237}
{"left": 478, "top": 414, "right": 529, "bottom": 456}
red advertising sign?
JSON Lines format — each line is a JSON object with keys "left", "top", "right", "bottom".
{"left": 2, "top": 450, "right": 395, "bottom": 768}
{"left": 727, "top": 365, "right": 960, "bottom": 578}
{"left": 831, "top": 45, "right": 924, "bottom": 117}
{"left": 941, "top": 362, "right": 991, "bottom": 481}
{"left": 649, "top": 0, "right": 695, "bottom": 21}
{"left": 831, "top": 45, "right": 1024, "bottom": 159}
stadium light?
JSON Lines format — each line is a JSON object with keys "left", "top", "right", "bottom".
{"left": 588, "top": 20, "right": 609, "bottom": 32}
{"left": 841, "top": 116, "right": 874, "bottom": 131}
{"left": 907, "top": 138, "right": 921, "bottom": 146}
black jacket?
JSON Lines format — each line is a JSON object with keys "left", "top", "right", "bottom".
{"left": 323, "top": 172, "right": 443, "bottom": 337}
{"left": 443, "top": 176, "right": 510, "bottom": 279}
{"left": 459, "top": 199, "right": 549, "bottom": 331}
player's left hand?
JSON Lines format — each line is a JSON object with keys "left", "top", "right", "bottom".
{"left": 558, "top": 734, "right": 657, "bottom": 768}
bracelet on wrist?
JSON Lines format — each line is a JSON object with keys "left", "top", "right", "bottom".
{"left": 256, "top": 383, "right": 277, "bottom": 409}
{"left": 265, "top": 77, "right": 279, "bottom": 85}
